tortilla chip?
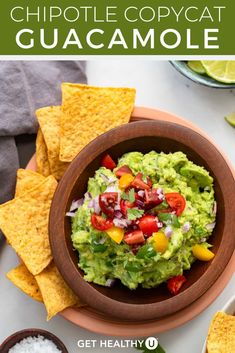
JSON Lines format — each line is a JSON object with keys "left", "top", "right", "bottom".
{"left": 15, "top": 169, "right": 45, "bottom": 197}
{"left": 35, "top": 262, "right": 80, "bottom": 320}
{"left": 36, "top": 128, "right": 51, "bottom": 176}
{"left": 0, "top": 176, "right": 57, "bottom": 275}
{"left": 36, "top": 106, "right": 69, "bottom": 180}
{"left": 60, "top": 83, "right": 136, "bottom": 162}
{"left": 7, "top": 263, "right": 43, "bottom": 302}
{"left": 207, "top": 311, "right": 235, "bottom": 353}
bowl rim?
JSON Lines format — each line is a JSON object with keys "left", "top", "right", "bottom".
{"left": 49, "top": 119, "right": 235, "bottom": 321}
{"left": 169, "top": 61, "right": 235, "bottom": 89}
{"left": 0, "top": 328, "right": 69, "bottom": 353}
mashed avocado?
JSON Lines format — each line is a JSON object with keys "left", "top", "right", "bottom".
{"left": 71, "top": 151, "right": 216, "bottom": 290}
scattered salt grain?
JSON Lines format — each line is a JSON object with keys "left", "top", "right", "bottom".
{"left": 8, "top": 335, "right": 62, "bottom": 353}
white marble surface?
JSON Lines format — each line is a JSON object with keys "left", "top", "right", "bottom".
{"left": 0, "top": 61, "right": 234, "bottom": 353}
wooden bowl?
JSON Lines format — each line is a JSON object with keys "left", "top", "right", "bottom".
{"left": 49, "top": 120, "right": 235, "bottom": 321}
{"left": 0, "top": 329, "right": 68, "bottom": 353}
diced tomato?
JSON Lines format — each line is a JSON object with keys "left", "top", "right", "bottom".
{"left": 145, "top": 189, "right": 163, "bottom": 208}
{"left": 165, "top": 193, "right": 186, "bottom": 216}
{"left": 99, "top": 192, "right": 118, "bottom": 217}
{"left": 139, "top": 215, "right": 159, "bottom": 237}
{"left": 91, "top": 214, "right": 113, "bottom": 231}
{"left": 120, "top": 199, "right": 135, "bottom": 215}
{"left": 115, "top": 165, "right": 133, "bottom": 177}
{"left": 124, "top": 230, "right": 145, "bottom": 245}
{"left": 101, "top": 154, "right": 116, "bottom": 170}
{"left": 167, "top": 275, "right": 187, "bottom": 295}
{"left": 131, "top": 173, "right": 150, "bottom": 190}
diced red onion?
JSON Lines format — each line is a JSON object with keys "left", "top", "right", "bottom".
{"left": 206, "top": 222, "right": 216, "bottom": 231}
{"left": 213, "top": 202, "right": 217, "bottom": 215}
{"left": 182, "top": 222, "right": 191, "bottom": 233}
{"left": 88, "top": 197, "right": 101, "bottom": 214}
{"left": 137, "top": 190, "right": 145, "bottom": 198}
{"left": 114, "top": 211, "right": 123, "bottom": 219}
{"left": 88, "top": 199, "right": 95, "bottom": 208}
{"left": 157, "top": 221, "right": 163, "bottom": 228}
{"left": 94, "top": 197, "right": 101, "bottom": 214}
{"left": 113, "top": 218, "right": 130, "bottom": 228}
{"left": 105, "top": 185, "right": 118, "bottom": 193}
{"left": 136, "top": 199, "right": 145, "bottom": 208}
{"left": 100, "top": 173, "right": 117, "bottom": 184}
{"left": 66, "top": 212, "right": 76, "bottom": 218}
{"left": 97, "top": 237, "right": 106, "bottom": 244}
{"left": 69, "top": 198, "right": 84, "bottom": 212}
{"left": 164, "top": 225, "right": 173, "bottom": 238}
{"left": 105, "top": 279, "right": 116, "bottom": 287}
{"left": 84, "top": 192, "right": 92, "bottom": 200}
{"left": 114, "top": 204, "right": 121, "bottom": 211}
{"left": 158, "top": 193, "right": 165, "bottom": 201}
{"left": 200, "top": 237, "right": 207, "bottom": 243}
{"left": 100, "top": 173, "right": 110, "bottom": 182}
{"left": 157, "top": 188, "right": 163, "bottom": 194}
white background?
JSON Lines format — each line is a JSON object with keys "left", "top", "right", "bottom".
{"left": 0, "top": 60, "right": 234, "bottom": 353}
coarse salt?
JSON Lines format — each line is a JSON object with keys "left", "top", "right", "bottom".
{"left": 8, "top": 335, "right": 62, "bottom": 353}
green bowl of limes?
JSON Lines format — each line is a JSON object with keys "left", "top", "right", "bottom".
{"left": 170, "top": 61, "right": 235, "bottom": 89}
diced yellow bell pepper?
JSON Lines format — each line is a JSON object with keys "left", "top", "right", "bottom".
{"left": 106, "top": 227, "right": 124, "bottom": 244}
{"left": 192, "top": 244, "right": 215, "bottom": 261}
{"left": 119, "top": 173, "right": 134, "bottom": 189}
{"left": 152, "top": 231, "right": 169, "bottom": 253}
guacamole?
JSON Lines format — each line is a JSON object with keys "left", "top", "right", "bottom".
{"left": 69, "top": 151, "right": 216, "bottom": 292}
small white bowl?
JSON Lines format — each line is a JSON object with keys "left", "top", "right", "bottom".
{"left": 201, "top": 295, "right": 235, "bottom": 353}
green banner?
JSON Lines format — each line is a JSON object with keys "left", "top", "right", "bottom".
{"left": 0, "top": 0, "right": 234, "bottom": 55}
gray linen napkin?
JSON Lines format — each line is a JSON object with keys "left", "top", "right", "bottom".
{"left": 0, "top": 61, "right": 87, "bottom": 206}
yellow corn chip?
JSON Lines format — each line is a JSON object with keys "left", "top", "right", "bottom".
{"left": 7, "top": 263, "right": 43, "bottom": 302}
{"left": 207, "top": 311, "right": 235, "bottom": 353}
{"left": 36, "top": 127, "right": 51, "bottom": 176}
{"left": 0, "top": 176, "right": 57, "bottom": 275}
{"left": 60, "top": 83, "right": 136, "bottom": 162}
{"left": 36, "top": 106, "right": 69, "bottom": 180}
{"left": 15, "top": 169, "right": 45, "bottom": 197}
{"left": 35, "top": 262, "right": 80, "bottom": 320}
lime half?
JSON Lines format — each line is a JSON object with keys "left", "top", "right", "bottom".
{"left": 201, "top": 61, "right": 235, "bottom": 84}
{"left": 225, "top": 112, "right": 235, "bottom": 128}
{"left": 188, "top": 61, "right": 206, "bottom": 75}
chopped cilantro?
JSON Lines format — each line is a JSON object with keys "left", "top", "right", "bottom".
{"left": 129, "top": 188, "right": 135, "bottom": 203}
{"left": 154, "top": 200, "right": 169, "bottom": 211}
{"left": 121, "top": 188, "right": 135, "bottom": 203}
{"left": 127, "top": 208, "right": 144, "bottom": 220}
{"left": 158, "top": 212, "right": 180, "bottom": 228}
{"left": 172, "top": 214, "right": 180, "bottom": 228}
{"left": 121, "top": 192, "right": 129, "bottom": 201}
{"left": 158, "top": 212, "right": 172, "bottom": 222}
